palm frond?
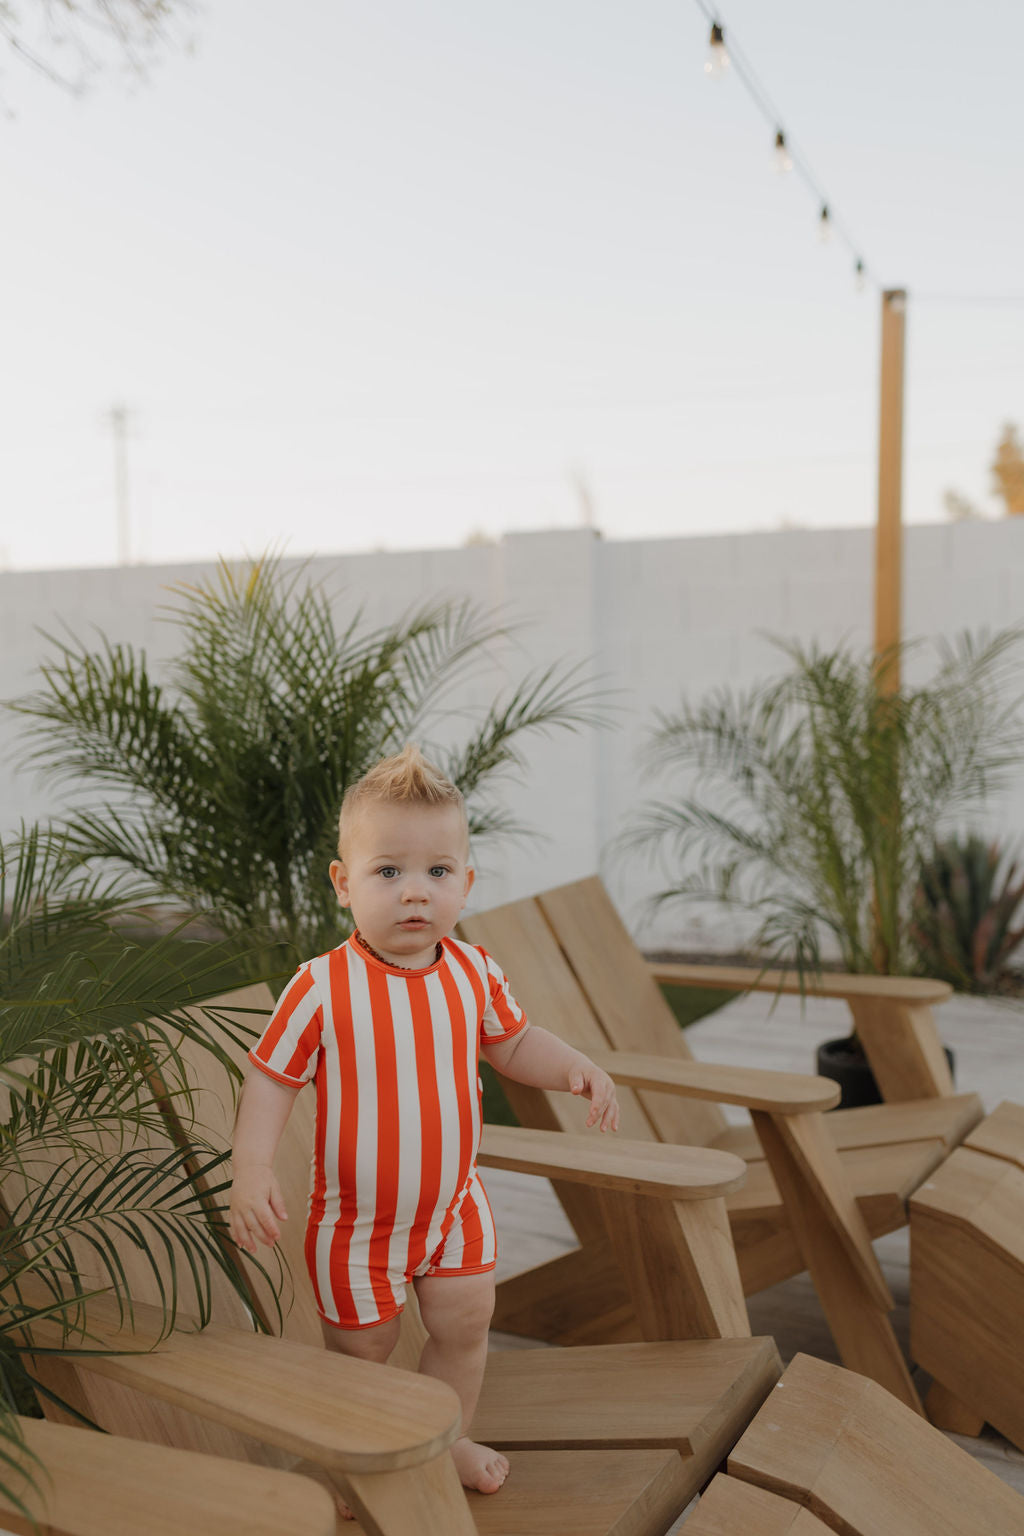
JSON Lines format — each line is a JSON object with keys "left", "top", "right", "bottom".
{"left": 628, "top": 629, "right": 1024, "bottom": 977}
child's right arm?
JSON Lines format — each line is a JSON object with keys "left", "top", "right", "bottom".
{"left": 228, "top": 1068, "right": 302, "bottom": 1254}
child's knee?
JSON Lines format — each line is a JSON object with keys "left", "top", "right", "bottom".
{"left": 417, "top": 1273, "right": 495, "bottom": 1347}
{"left": 320, "top": 1312, "right": 402, "bottom": 1363}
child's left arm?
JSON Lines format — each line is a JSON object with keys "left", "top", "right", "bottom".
{"left": 482, "top": 1025, "right": 619, "bottom": 1132}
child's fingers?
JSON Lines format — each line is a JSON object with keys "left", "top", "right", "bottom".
{"left": 231, "top": 1201, "right": 279, "bottom": 1250}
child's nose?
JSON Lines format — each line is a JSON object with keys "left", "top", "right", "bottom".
{"left": 401, "top": 876, "right": 429, "bottom": 901}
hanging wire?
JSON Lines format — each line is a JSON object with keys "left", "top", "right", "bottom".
{"left": 693, "top": 1, "right": 876, "bottom": 290}
{"left": 914, "top": 293, "right": 1024, "bottom": 307}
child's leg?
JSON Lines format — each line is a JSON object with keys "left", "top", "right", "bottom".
{"left": 414, "top": 1270, "right": 509, "bottom": 1495}
{"left": 314, "top": 1314, "right": 405, "bottom": 1521}
{"left": 319, "top": 1312, "right": 403, "bottom": 1364}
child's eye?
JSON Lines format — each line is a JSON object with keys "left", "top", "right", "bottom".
{"left": 378, "top": 866, "right": 399, "bottom": 879}
{"left": 429, "top": 866, "right": 450, "bottom": 878}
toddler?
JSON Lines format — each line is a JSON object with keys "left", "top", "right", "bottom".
{"left": 229, "top": 745, "right": 619, "bottom": 1500}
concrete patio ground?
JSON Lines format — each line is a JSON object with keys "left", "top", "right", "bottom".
{"left": 485, "top": 986, "right": 1024, "bottom": 1521}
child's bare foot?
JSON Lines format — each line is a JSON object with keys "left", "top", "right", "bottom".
{"left": 452, "top": 1436, "right": 510, "bottom": 1494}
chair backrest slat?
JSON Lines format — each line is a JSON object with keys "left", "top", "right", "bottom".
{"left": 537, "top": 878, "right": 728, "bottom": 1146}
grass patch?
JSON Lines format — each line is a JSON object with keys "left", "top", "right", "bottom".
{"left": 660, "top": 984, "right": 738, "bottom": 1030}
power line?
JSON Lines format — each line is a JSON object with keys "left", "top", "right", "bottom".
{"left": 914, "top": 294, "right": 1024, "bottom": 307}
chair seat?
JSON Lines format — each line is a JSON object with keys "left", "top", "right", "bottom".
{"left": 712, "top": 1094, "right": 983, "bottom": 1295}
{"left": 711, "top": 1091, "right": 984, "bottom": 1160}
{"left": 475, "top": 1338, "right": 780, "bottom": 1454}
{"left": 464, "top": 1450, "right": 695, "bottom": 1536}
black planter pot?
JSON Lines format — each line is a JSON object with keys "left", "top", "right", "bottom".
{"left": 815, "top": 1036, "right": 956, "bottom": 1110}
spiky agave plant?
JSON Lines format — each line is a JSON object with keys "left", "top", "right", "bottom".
{"left": 628, "top": 630, "right": 1024, "bottom": 979}
{"left": 9, "top": 554, "right": 607, "bottom": 968}
{"left": 0, "top": 824, "right": 280, "bottom": 1521}
{"left": 910, "top": 835, "right": 1024, "bottom": 993}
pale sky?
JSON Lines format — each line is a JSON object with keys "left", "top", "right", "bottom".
{"left": 2, "top": 0, "right": 1023, "bottom": 572}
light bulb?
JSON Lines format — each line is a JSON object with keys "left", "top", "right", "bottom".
{"left": 704, "top": 23, "right": 729, "bottom": 78}
{"left": 818, "top": 204, "right": 832, "bottom": 243}
{"left": 774, "top": 130, "right": 793, "bottom": 173}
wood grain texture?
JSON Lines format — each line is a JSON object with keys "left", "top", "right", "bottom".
{"left": 682, "top": 1474, "right": 834, "bottom": 1534}
{"left": 911, "top": 1129, "right": 1024, "bottom": 1452}
{"left": 599, "top": 1190, "right": 750, "bottom": 1341}
{"left": 534, "top": 878, "right": 727, "bottom": 1147}
{"left": 751, "top": 1113, "right": 922, "bottom": 1413}
{"left": 479, "top": 1124, "right": 746, "bottom": 1199}
{"left": 474, "top": 1337, "right": 782, "bottom": 1456}
{"left": 342, "top": 1449, "right": 477, "bottom": 1536}
{"left": 648, "top": 961, "right": 951, "bottom": 1005}
{"left": 728, "top": 1352, "right": 1024, "bottom": 1535}
{"left": 925, "top": 1378, "right": 987, "bottom": 1438}
{"left": 26, "top": 1292, "right": 462, "bottom": 1474}
{"left": 965, "top": 1099, "right": 1024, "bottom": 1170}
{"left": 0, "top": 1415, "right": 335, "bottom": 1536}
{"left": 588, "top": 1050, "right": 840, "bottom": 1113}
{"left": 464, "top": 1449, "right": 695, "bottom": 1536}
{"left": 847, "top": 996, "right": 955, "bottom": 1101}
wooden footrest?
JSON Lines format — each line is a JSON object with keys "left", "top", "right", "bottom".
{"left": 910, "top": 1099, "right": 1024, "bottom": 1451}
{"left": 685, "top": 1353, "right": 1024, "bottom": 1536}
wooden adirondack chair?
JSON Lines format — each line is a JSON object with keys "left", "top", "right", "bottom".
{"left": 682, "top": 1352, "right": 1024, "bottom": 1536}
{"left": 458, "top": 876, "right": 985, "bottom": 1412}
{"left": 17, "top": 982, "right": 783, "bottom": 1536}
{"left": 1, "top": 1414, "right": 335, "bottom": 1536}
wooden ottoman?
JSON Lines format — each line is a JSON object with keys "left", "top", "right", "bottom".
{"left": 910, "top": 1100, "right": 1024, "bottom": 1450}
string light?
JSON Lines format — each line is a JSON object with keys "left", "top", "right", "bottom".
{"left": 695, "top": 0, "right": 874, "bottom": 289}
{"left": 855, "top": 259, "right": 866, "bottom": 291}
{"left": 704, "top": 22, "right": 729, "bottom": 77}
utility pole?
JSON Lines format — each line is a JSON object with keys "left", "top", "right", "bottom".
{"left": 875, "top": 290, "right": 907, "bottom": 693}
{"left": 108, "top": 402, "right": 131, "bottom": 564}
{"left": 570, "top": 467, "right": 596, "bottom": 530}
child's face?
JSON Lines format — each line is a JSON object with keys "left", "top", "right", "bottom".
{"left": 329, "top": 801, "right": 474, "bottom": 968}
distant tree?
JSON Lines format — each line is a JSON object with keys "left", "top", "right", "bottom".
{"left": 991, "top": 423, "right": 1024, "bottom": 517}
{"left": 0, "top": 0, "right": 193, "bottom": 95}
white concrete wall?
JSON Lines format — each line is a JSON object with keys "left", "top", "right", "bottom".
{"left": 3, "top": 519, "right": 1023, "bottom": 949}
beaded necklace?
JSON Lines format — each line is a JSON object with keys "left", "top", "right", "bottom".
{"left": 353, "top": 929, "right": 443, "bottom": 970}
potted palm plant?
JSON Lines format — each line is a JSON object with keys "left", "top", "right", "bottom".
{"left": 9, "top": 554, "right": 607, "bottom": 970}
{"left": 628, "top": 631, "right": 1024, "bottom": 1104}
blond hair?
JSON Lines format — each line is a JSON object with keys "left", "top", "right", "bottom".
{"left": 337, "top": 745, "right": 467, "bottom": 857}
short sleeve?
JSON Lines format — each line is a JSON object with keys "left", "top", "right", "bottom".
{"left": 248, "top": 964, "right": 323, "bottom": 1087}
{"left": 479, "top": 949, "right": 529, "bottom": 1043}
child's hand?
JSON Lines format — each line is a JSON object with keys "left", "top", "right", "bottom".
{"left": 569, "top": 1063, "right": 619, "bottom": 1133}
{"left": 229, "top": 1164, "right": 288, "bottom": 1253}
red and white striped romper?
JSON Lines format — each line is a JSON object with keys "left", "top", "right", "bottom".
{"left": 248, "top": 930, "right": 528, "bottom": 1329}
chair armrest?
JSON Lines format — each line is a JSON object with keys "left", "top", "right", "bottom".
{"left": 6, "top": 1415, "right": 336, "bottom": 1536}
{"left": 477, "top": 1123, "right": 746, "bottom": 1199}
{"left": 25, "top": 1294, "right": 460, "bottom": 1476}
{"left": 586, "top": 1050, "right": 840, "bottom": 1114}
{"left": 648, "top": 959, "right": 951, "bottom": 1006}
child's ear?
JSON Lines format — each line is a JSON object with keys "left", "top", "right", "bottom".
{"left": 329, "top": 859, "right": 351, "bottom": 909}
{"left": 462, "top": 867, "right": 475, "bottom": 901}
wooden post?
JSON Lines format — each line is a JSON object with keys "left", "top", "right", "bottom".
{"left": 875, "top": 290, "right": 907, "bottom": 693}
